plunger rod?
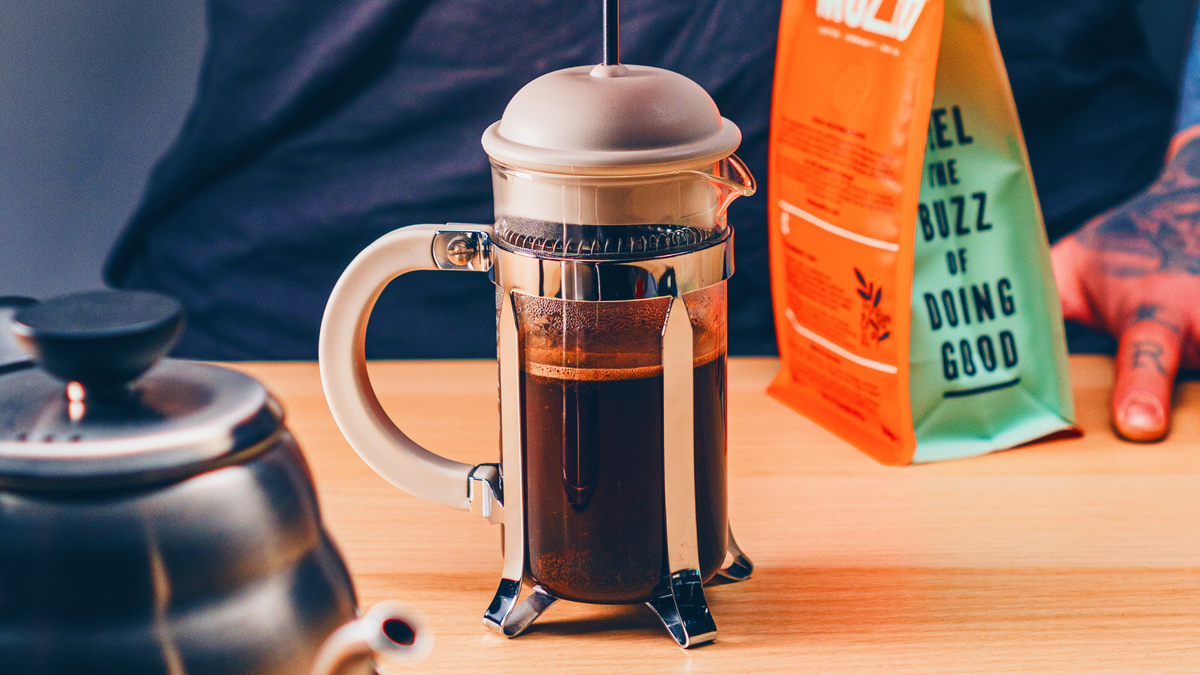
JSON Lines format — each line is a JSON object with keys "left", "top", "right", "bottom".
{"left": 603, "top": 0, "right": 619, "bottom": 65}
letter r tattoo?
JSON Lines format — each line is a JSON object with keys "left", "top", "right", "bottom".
{"left": 1131, "top": 341, "right": 1168, "bottom": 376}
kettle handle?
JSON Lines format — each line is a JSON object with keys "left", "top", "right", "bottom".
{"left": 319, "top": 223, "right": 493, "bottom": 510}
{"left": 310, "top": 601, "right": 433, "bottom": 675}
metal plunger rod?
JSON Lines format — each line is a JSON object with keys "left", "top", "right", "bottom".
{"left": 603, "top": 0, "right": 619, "bottom": 65}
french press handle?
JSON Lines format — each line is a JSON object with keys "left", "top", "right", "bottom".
{"left": 318, "top": 224, "right": 493, "bottom": 510}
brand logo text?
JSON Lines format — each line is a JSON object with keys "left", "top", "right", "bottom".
{"left": 815, "top": 0, "right": 928, "bottom": 41}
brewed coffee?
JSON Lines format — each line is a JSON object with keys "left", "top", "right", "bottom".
{"left": 521, "top": 349, "right": 728, "bottom": 604}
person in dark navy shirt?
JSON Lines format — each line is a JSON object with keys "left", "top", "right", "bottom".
{"left": 107, "top": 0, "right": 1195, "bottom": 440}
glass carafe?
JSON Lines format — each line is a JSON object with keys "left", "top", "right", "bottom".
{"left": 517, "top": 286, "right": 729, "bottom": 604}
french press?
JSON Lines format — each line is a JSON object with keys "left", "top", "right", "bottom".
{"left": 319, "top": 4, "right": 754, "bottom": 648}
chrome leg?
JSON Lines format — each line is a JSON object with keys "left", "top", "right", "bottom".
{"left": 484, "top": 290, "right": 533, "bottom": 636}
{"left": 493, "top": 585, "right": 558, "bottom": 638}
{"left": 655, "top": 298, "right": 717, "bottom": 648}
{"left": 716, "top": 526, "right": 754, "bottom": 582}
{"left": 646, "top": 570, "right": 717, "bottom": 649}
{"left": 483, "top": 578, "right": 523, "bottom": 634}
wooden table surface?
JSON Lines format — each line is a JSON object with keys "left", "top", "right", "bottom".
{"left": 231, "top": 356, "right": 1200, "bottom": 674}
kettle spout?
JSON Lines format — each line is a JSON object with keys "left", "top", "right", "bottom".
{"left": 310, "top": 601, "right": 433, "bottom": 675}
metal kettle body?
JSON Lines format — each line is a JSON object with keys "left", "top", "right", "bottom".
{"left": 0, "top": 432, "right": 364, "bottom": 675}
{"left": 0, "top": 292, "right": 430, "bottom": 675}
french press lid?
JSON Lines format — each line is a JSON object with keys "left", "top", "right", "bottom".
{"left": 480, "top": 2, "right": 740, "bottom": 175}
{"left": 0, "top": 291, "right": 281, "bottom": 490}
{"left": 481, "top": 63, "right": 742, "bottom": 175}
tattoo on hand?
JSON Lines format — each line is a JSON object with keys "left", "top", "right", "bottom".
{"left": 1131, "top": 340, "right": 1168, "bottom": 375}
{"left": 1077, "top": 136, "right": 1200, "bottom": 277}
{"left": 1132, "top": 303, "right": 1182, "bottom": 333}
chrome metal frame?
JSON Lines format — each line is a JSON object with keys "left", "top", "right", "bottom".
{"left": 648, "top": 295, "right": 717, "bottom": 647}
{"left": 490, "top": 231, "right": 732, "bottom": 301}
{"left": 482, "top": 289, "right": 528, "bottom": 636}
{"left": 718, "top": 527, "right": 755, "bottom": 582}
{"left": 431, "top": 224, "right": 752, "bottom": 648}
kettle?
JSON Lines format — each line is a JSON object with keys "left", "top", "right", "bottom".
{"left": 0, "top": 290, "right": 431, "bottom": 675}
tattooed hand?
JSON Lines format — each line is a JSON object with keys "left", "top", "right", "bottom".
{"left": 1052, "top": 129, "right": 1200, "bottom": 441}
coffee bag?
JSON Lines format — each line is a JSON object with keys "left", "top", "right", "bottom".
{"left": 768, "top": 0, "right": 1075, "bottom": 463}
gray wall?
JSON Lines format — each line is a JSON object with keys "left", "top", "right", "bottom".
{"left": 0, "top": 1, "right": 206, "bottom": 298}
{"left": 0, "top": 0, "right": 1195, "bottom": 301}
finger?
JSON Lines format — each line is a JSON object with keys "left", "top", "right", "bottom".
{"left": 1050, "top": 235, "right": 1097, "bottom": 326}
{"left": 1112, "top": 314, "right": 1184, "bottom": 442}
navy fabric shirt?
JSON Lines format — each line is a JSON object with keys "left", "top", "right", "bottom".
{"left": 106, "top": 0, "right": 1183, "bottom": 360}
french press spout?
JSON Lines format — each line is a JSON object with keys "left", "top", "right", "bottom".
{"left": 319, "top": 0, "right": 755, "bottom": 648}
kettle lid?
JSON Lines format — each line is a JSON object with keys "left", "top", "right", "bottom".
{"left": 0, "top": 291, "right": 280, "bottom": 490}
{"left": 481, "top": 63, "right": 742, "bottom": 174}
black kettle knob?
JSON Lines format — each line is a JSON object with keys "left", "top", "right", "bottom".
{"left": 12, "top": 290, "right": 185, "bottom": 393}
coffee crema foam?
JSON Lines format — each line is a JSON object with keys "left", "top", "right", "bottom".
{"left": 524, "top": 348, "right": 724, "bottom": 381}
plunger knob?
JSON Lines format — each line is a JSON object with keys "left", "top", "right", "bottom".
{"left": 12, "top": 290, "right": 185, "bottom": 394}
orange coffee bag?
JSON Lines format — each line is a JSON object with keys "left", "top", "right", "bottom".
{"left": 768, "top": 0, "right": 1075, "bottom": 464}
